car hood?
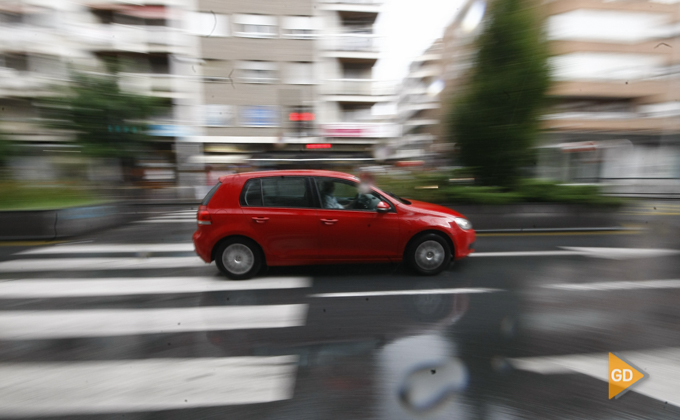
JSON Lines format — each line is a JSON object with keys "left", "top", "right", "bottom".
{"left": 402, "top": 199, "right": 466, "bottom": 219}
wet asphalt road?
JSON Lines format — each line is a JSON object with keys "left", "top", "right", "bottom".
{"left": 0, "top": 203, "right": 679, "bottom": 419}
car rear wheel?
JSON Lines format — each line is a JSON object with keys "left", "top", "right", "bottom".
{"left": 406, "top": 234, "right": 451, "bottom": 275}
{"left": 215, "top": 238, "right": 263, "bottom": 280}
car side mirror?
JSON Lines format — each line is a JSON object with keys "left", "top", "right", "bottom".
{"left": 376, "top": 201, "right": 390, "bottom": 213}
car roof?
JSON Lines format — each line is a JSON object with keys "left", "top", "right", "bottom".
{"left": 219, "top": 169, "right": 360, "bottom": 183}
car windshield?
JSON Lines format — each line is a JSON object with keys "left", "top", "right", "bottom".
{"left": 385, "top": 191, "right": 411, "bottom": 205}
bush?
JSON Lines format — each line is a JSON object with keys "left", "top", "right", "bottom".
{"left": 0, "top": 182, "right": 103, "bottom": 211}
{"left": 375, "top": 172, "right": 623, "bottom": 207}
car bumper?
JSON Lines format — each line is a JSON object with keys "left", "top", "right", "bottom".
{"left": 454, "top": 229, "right": 476, "bottom": 259}
{"left": 193, "top": 229, "right": 212, "bottom": 263}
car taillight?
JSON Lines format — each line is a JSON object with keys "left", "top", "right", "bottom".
{"left": 197, "top": 205, "right": 212, "bottom": 225}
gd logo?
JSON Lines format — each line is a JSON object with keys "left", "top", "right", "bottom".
{"left": 608, "top": 352, "right": 647, "bottom": 399}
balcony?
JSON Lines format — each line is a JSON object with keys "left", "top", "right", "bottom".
{"left": 324, "top": 34, "right": 380, "bottom": 62}
{"left": 118, "top": 73, "right": 179, "bottom": 98}
{"left": 320, "top": 0, "right": 381, "bottom": 15}
{"left": 0, "top": 69, "right": 52, "bottom": 96}
{"left": 323, "top": 79, "right": 395, "bottom": 102}
{"left": 76, "top": 24, "right": 186, "bottom": 54}
{"left": 0, "top": 26, "right": 57, "bottom": 55}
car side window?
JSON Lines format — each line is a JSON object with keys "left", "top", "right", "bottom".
{"left": 315, "top": 177, "right": 388, "bottom": 211}
{"left": 257, "top": 176, "right": 314, "bottom": 208}
{"left": 240, "top": 179, "right": 263, "bottom": 207}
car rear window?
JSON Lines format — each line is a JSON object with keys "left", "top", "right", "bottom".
{"left": 201, "top": 182, "right": 221, "bottom": 206}
{"left": 240, "top": 176, "right": 313, "bottom": 208}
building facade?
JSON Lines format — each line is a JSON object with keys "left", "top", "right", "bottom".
{"left": 395, "top": 40, "right": 444, "bottom": 163}
{"left": 438, "top": 0, "right": 680, "bottom": 195}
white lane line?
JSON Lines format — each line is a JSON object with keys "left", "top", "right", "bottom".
{"left": 470, "top": 251, "right": 580, "bottom": 257}
{"left": 0, "top": 356, "right": 298, "bottom": 417}
{"left": 17, "top": 244, "right": 195, "bottom": 255}
{"left": 510, "top": 348, "right": 680, "bottom": 408}
{"left": 310, "top": 288, "right": 501, "bottom": 298}
{"left": 0, "top": 277, "right": 312, "bottom": 298}
{"left": 0, "top": 304, "right": 308, "bottom": 340}
{"left": 471, "top": 247, "right": 680, "bottom": 259}
{"left": 0, "top": 257, "right": 209, "bottom": 272}
{"left": 560, "top": 246, "right": 680, "bottom": 260}
{"left": 544, "top": 279, "right": 680, "bottom": 291}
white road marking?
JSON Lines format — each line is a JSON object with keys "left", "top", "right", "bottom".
{"left": 560, "top": 246, "right": 680, "bottom": 260}
{"left": 510, "top": 348, "right": 680, "bottom": 408}
{"left": 470, "top": 251, "right": 580, "bottom": 257}
{"left": 17, "top": 244, "right": 195, "bottom": 255}
{"left": 471, "top": 247, "right": 680, "bottom": 259}
{"left": 0, "top": 277, "right": 312, "bottom": 298}
{"left": 544, "top": 279, "right": 680, "bottom": 291}
{"left": 0, "top": 304, "right": 308, "bottom": 340}
{"left": 310, "top": 288, "right": 501, "bottom": 298}
{"left": 0, "top": 257, "right": 209, "bottom": 272}
{"left": 0, "top": 356, "right": 298, "bottom": 417}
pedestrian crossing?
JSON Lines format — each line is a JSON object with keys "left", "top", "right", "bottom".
{"left": 0, "top": 242, "right": 312, "bottom": 418}
{"left": 135, "top": 209, "right": 199, "bottom": 223}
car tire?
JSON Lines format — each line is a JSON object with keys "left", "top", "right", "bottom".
{"left": 406, "top": 233, "right": 452, "bottom": 276}
{"left": 215, "top": 238, "right": 263, "bottom": 280}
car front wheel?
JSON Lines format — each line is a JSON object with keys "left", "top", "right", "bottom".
{"left": 215, "top": 238, "right": 263, "bottom": 280}
{"left": 406, "top": 233, "right": 452, "bottom": 275}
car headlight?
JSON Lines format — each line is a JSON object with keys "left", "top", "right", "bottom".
{"left": 453, "top": 217, "right": 472, "bottom": 230}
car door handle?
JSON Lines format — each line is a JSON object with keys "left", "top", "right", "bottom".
{"left": 252, "top": 217, "right": 269, "bottom": 224}
{"left": 320, "top": 218, "right": 338, "bottom": 225}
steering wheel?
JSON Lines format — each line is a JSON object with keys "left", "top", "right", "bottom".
{"left": 352, "top": 193, "right": 369, "bottom": 210}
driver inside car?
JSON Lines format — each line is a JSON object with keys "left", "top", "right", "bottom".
{"left": 320, "top": 180, "right": 355, "bottom": 209}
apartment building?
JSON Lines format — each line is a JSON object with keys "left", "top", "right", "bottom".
{"left": 181, "top": 0, "right": 397, "bottom": 185}
{"left": 395, "top": 40, "right": 444, "bottom": 162}
{"left": 316, "top": 0, "right": 397, "bottom": 165}
{"left": 0, "top": 0, "right": 202, "bottom": 186}
{"left": 538, "top": 0, "right": 680, "bottom": 195}
{"left": 439, "top": 0, "right": 680, "bottom": 194}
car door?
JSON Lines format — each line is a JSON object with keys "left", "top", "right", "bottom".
{"left": 314, "top": 177, "right": 400, "bottom": 261}
{"left": 240, "top": 176, "right": 319, "bottom": 263}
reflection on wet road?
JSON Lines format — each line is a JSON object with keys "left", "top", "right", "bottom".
{"left": 0, "top": 206, "right": 678, "bottom": 419}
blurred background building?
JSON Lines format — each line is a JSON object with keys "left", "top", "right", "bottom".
{"left": 0, "top": 0, "right": 399, "bottom": 198}
{"left": 538, "top": 0, "right": 680, "bottom": 197}
{"left": 395, "top": 40, "right": 444, "bottom": 163}
{"left": 2, "top": 0, "right": 680, "bottom": 197}
{"left": 435, "top": 0, "right": 680, "bottom": 196}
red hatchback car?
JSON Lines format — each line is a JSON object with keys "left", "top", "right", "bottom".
{"left": 193, "top": 170, "right": 475, "bottom": 279}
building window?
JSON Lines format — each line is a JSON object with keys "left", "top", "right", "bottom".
{"left": 237, "top": 61, "right": 277, "bottom": 84}
{"left": 188, "top": 12, "right": 229, "bottom": 37}
{"left": 233, "top": 14, "right": 277, "bottom": 38}
{"left": 285, "top": 62, "right": 314, "bottom": 84}
{"left": 204, "top": 105, "right": 235, "bottom": 127}
{"left": 240, "top": 105, "right": 279, "bottom": 127}
{"left": 282, "top": 16, "right": 316, "bottom": 39}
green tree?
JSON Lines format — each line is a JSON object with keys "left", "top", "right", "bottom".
{"left": 42, "top": 71, "right": 161, "bottom": 180}
{"left": 448, "top": 0, "right": 550, "bottom": 187}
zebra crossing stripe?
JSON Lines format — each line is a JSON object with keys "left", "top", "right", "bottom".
{"left": 0, "top": 356, "right": 298, "bottom": 417}
{"left": 0, "top": 257, "right": 209, "bottom": 272}
{"left": 17, "top": 243, "right": 195, "bottom": 255}
{"left": 0, "top": 304, "right": 308, "bottom": 340}
{"left": 0, "top": 276, "right": 312, "bottom": 298}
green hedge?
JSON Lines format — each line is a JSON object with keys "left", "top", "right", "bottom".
{"left": 0, "top": 182, "right": 104, "bottom": 211}
{"left": 375, "top": 173, "right": 624, "bottom": 206}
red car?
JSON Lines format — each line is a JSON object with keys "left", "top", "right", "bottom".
{"left": 193, "top": 170, "right": 475, "bottom": 279}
